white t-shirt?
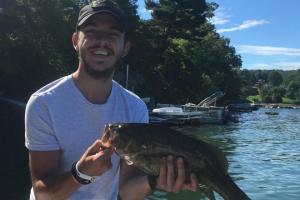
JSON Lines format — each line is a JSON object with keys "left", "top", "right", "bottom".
{"left": 25, "top": 75, "right": 149, "bottom": 200}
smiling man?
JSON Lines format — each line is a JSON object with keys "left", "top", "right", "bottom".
{"left": 25, "top": 1, "right": 197, "bottom": 200}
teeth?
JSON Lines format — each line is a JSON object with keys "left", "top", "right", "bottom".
{"left": 93, "top": 50, "right": 109, "bottom": 56}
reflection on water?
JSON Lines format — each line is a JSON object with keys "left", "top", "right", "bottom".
{"left": 147, "top": 108, "right": 300, "bottom": 200}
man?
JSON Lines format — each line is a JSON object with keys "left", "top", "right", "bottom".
{"left": 25, "top": 1, "right": 198, "bottom": 199}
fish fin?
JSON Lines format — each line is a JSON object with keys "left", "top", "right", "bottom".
{"left": 198, "top": 185, "right": 216, "bottom": 200}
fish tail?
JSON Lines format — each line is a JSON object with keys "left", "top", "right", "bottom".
{"left": 202, "top": 169, "right": 251, "bottom": 200}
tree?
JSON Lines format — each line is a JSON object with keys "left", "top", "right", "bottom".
{"left": 286, "top": 79, "right": 300, "bottom": 99}
{"left": 258, "top": 85, "right": 285, "bottom": 103}
{"left": 1, "top": 0, "right": 243, "bottom": 104}
{"left": 268, "top": 71, "right": 283, "bottom": 86}
{"left": 0, "top": 0, "right": 141, "bottom": 99}
{"left": 140, "top": 0, "right": 242, "bottom": 103}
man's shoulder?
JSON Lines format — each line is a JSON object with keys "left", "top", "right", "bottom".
{"left": 31, "top": 75, "right": 71, "bottom": 98}
{"left": 27, "top": 75, "right": 72, "bottom": 107}
{"left": 112, "top": 81, "right": 149, "bottom": 122}
{"left": 112, "top": 81, "right": 145, "bottom": 105}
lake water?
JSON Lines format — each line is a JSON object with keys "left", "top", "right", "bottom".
{"left": 2, "top": 100, "right": 299, "bottom": 199}
{"left": 147, "top": 108, "right": 300, "bottom": 200}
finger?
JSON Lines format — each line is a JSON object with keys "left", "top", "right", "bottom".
{"left": 100, "top": 139, "right": 112, "bottom": 149}
{"left": 86, "top": 140, "right": 103, "bottom": 155}
{"left": 94, "top": 148, "right": 113, "bottom": 161}
{"left": 190, "top": 173, "right": 199, "bottom": 191}
{"left": 166, "top": 155, "right": 175, "bottom": 191}
{"left": 182, "top": 174, "right": 198, "bottom": 191}
{"left": 157, "top": 157, "right": 167, "bottom": 188}
{"left": 173, "top": 157, "right": 185, "bottom": 192}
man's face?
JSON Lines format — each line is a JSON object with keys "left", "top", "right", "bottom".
{"left": 73, "top": 13, "right": 129, "bottom": 80}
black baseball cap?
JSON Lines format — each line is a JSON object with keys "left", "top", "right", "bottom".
{"left": 76, "top": 0, "right": 128, "bottom": 31}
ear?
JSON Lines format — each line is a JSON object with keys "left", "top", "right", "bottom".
{"left": 71, "top": 32, "right": 79, "bottom": 52}
{"left": 122, "top": 41, "right": 131, "bottom": 58}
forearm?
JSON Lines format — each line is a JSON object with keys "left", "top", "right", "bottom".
{"left": 119, "top": 175, "right": 152, "bottom": 200}
{"left": 33, "top": 172, "right": 81, "bottom": 200}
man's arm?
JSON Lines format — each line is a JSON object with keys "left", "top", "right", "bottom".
{"left": 119, "top": 155, "right": 199, "bottom": 200}
{"left": 29, "top": 140, "right": 113, "bottom": 200}
{"left": 29, "top": 150, "right": 81, "bottom": 200}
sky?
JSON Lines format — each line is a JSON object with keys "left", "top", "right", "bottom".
{"left": 137, "top": 0, "right": 300, "bottom": 71}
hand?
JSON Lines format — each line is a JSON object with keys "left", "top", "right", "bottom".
{"left": 156, "top": 155, "right": 198, "bottom": 193}
{"left": 76, "top": 139, "right": 113, "bottom": 176}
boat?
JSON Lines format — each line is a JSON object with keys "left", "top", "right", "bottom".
{"left": 149, "top": 91, "right": 238, "bottom": 125}
{"left": 149, "top": 106, "right": 226, "bottom": 125}
{"left": 265, "top": 111, "right": 279, "bottom": 115}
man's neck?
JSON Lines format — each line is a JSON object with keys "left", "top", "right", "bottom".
{"left": 72, "top": 70, "right": 113, "bottom": 104}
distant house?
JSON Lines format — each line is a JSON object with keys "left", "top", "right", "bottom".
{"left": 253, "top": 79, "right": 266, "bottom": 88}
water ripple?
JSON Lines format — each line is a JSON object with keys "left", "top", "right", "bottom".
{"left": 149, "top": 108, "right": 300, "bottom": 200}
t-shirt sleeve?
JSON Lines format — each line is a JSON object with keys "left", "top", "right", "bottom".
{"left": 25, "top": 95, "right": 60, "bottom": 151}
{"left": 133, "top": 100, "right": 149, "bottom": 123}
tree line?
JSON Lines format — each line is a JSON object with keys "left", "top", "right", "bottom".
{"left": 239, "top": 69, "right": 300, "bottom": 104}
{"left": 0, "top": 0, "right": 268, "bottom": 105}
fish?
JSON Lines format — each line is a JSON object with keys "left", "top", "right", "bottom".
{"left": 102, "top": 123, "right": 251, "bottom": 200}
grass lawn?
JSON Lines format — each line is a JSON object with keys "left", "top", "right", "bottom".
{"left": 247, "top": 95, "right": 300, "bottom": 105}
{"left": 247, "top": 95, "right": 261, "bottom": 103}
{"left": 282, "top": 97, "right": 300, "bottom": 105}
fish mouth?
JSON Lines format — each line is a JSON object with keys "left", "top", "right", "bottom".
{"left": 102, "top": 124, "right": 127, "bottom": 149}
{"left": 102, "top": 124, "right": 118, "bottom": 141}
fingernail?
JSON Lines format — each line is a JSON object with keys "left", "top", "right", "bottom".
{"left": 177, "top": 158, "right": 184, "bottom": 166}
{"left": 191, "top": 173, "right": 197, "bottom": 179}
{"left": 168, "top": 155, "right": 173, "bottom": 160}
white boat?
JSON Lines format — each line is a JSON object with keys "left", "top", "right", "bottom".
{"left": 150, "top": 106, "right": 226, "bottom": 125}
{"left": 152, "top": 106, "right": 203, "bottom": 117}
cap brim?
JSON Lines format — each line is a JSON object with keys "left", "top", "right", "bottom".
{"left": 77, "top": 10, "right": 124, "bottom": 28}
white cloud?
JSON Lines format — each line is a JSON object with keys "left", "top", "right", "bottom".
{"left": 211, "top": 17, "right": 229, "bottom": 25}
{"left": 210, "top": 7, "right": 231, "bottom": 25}
{"left": 237, "top": 45, "right": 300, "bottom": 56}
{"left": 217, "top": 20, "right": 269, "bottom": 33}
{"left": 250, "top": 62, "right": 300, "bottom": 70}
{"left": 274, "top": 62, "right": 300, "bottom": 70}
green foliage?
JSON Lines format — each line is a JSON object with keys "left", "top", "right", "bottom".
{"left": 286, "top": 77, "right": 300, "bottom": 99}
{"left": 139, "top": 1, "right": 242, "bottom": 103}
{"left": 0, "top": 0, "right": 79, "bottom": 99}
{"left": 1, "top": 0, "right": 243, "bottom": 104}
{"left": 241, "top": 69, "right": 300, "bottom": 104}
{"left": 268, "top": 70, "right": 283, "bottom": 86}
{"left": 258, "top": 85, "right": 286, "bottom": 103}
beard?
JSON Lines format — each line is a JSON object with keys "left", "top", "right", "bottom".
{"left": 79, "top": 50, "right": 124, "bottom": 81}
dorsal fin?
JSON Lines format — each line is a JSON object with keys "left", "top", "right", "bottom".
{"left": 170, "top": 126, "right": 205, "bottom": 141}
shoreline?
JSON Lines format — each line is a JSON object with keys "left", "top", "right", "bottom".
{"left": 251, "top": 103, "right": 300, "bottom": 109}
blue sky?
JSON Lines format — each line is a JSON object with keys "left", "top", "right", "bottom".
{"left": 137, "top": 0, "right": 300, "bottom": 71}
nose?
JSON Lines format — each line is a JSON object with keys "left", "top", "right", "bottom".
{"left": 94, "top": 32, "right": 113, "bottom": 45}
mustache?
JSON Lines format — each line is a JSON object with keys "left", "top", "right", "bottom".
{"left": 88, "top": 45, "right": 113, "bottom": 53}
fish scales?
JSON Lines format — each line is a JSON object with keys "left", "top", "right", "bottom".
{"left": 102, "top": 123, "right": 251, "bottom": 200}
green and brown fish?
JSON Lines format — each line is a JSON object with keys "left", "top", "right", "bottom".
{"left": 102, "top": 123, "right": 251, "bottom": 200}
